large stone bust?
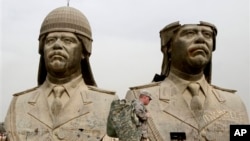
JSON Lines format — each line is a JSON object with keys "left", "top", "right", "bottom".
{"left": 5, "top": 6, "right": 117, "bottom": 141}
{"left": 126, "top": 21, "right": 249, "bottom": 141}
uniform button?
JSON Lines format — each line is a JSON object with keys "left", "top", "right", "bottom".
{"left": 55, "top": 131, "right": 65, "bottom": 140}
{"left": 201, "top": 130, "right": 206, "bottom": 137}
{"left": 205, "top": 132, "right": 215, "bottom": 141}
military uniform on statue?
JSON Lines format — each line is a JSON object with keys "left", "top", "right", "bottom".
{"left": 5, "top": 6, "right": 118, "bottom": 141}
{"left": 5, "top": 75, "right": 117, "bottom": 140}
{"left": 126, "top": 21, "right": 249, "bottom": 141}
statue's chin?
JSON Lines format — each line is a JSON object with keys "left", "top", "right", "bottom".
{"left": 48, "top": 61, "right": 67, "bottom": 72}
{"left": 190, "top": 55, "right": 209, "bottom": 67}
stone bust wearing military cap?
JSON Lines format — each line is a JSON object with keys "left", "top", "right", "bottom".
{"left": 5, "top": 6, "right": 118, "bottom": 141}
{"left": 126, "top": 21, "right": 249, "bottom": 141}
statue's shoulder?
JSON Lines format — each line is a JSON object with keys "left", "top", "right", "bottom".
{"left": 211, "top": 84, "right": 237, "bottom": 94}
{"left": 126, "top": 82, "right": 160, "bottom": 100}
{"left": 87, "top": 85, "right": 116, "bottom": 95}
{"left": 13, "top": 87, "right": 39, "bottom": 96}
{"left": 129, "top": 82, "right": 161, "bottom": 90}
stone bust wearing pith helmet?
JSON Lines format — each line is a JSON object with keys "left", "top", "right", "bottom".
{"left": 5, "top": 6, "right": 118, "bottom": 141}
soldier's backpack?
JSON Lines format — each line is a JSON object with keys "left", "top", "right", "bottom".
{"left": 107, "top": 99, "right": 141, "bottom": 141}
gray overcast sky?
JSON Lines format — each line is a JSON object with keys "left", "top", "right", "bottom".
{"left": 0, "top": 0, "right": 249, "bottom": 121}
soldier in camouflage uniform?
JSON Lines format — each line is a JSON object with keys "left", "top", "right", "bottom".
{"left": 107, "top": 90, "right": 151, "bottom": 141}
{"left": 126, "top": 21, "right": 249, "bottom": 141}
{"left": 132, "top": 90, "right": 152, "bottom": 141}
{"left": 0, "top": 122, "right": 7, "bottom": 141}
{"left": 5, "top": 6, "right": 117, "bottom": 141}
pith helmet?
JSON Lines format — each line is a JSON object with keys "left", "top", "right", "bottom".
{"left": 153, "top": 21, "right": 217, "bottom": 84}
{"left": 39, "top": 6, "right": 92, "bottom": 54}
{"left": 37, "top": 6, "right": 96, "bottom": 86}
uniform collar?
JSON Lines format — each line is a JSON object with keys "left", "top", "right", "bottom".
{"left": 167, "top": 71, "right": 208, "bottom": 95}
{"left": 42, "top": 75, "right": 86, "bottom": 97}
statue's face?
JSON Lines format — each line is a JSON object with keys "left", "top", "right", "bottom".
{"left": 44, "top": 32, "right": 82, "bottom": 76}
{"left": 170, "top": 25, "right": 213, "bottom": 73}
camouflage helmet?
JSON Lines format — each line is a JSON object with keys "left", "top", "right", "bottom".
{"left": 37, "top": 6, "right": 96, "bottom": 86}
{"left": 153, "top": 21, "right": 217, "bottom": 83}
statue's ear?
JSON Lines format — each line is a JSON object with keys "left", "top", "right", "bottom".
{"left": 162, "top": 46, "right": 169, "bottom": 54}
{"left": 167, "top": 46, "right": 172, "bottom": 54}
{"left": 162, "top": 40, "right": 173, "bottom": 55}
{"left": 81, "top": 54, "right": 85, "bottom": 60}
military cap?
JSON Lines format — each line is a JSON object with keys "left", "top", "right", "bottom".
{"left": 140, "top": 89, "right": 152, "bottom": 100}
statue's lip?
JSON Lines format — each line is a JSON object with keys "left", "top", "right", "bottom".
{"left": 48, "top": 51, "right": 67, "bottom": 59}
{"left": 189, "top": 45, "right": 209, "bottom": 55}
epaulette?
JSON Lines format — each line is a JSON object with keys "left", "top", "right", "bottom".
{"left": 13, "top": 87, "right": 38, "bottom": 96}
{"left": 211, "top": 85, "right": 237, "bottom": 93}
{"left": 87, "top": 86, "right": 116, "bottom": 95}
{"left": 129, "top": 82, "right": 161, "bottom": 90}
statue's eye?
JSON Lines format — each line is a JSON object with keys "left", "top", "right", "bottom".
{"left": 45, "top": 38, "right": 56, "bottom": 45}
{"left": 63, "top": 38, "right": 74, "bottom": 44}
{"left": 203, "top": 31, "right": 212, "bottom": 39}
{"left": 185, "top": 31, "right": 195, "bottom": 38}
